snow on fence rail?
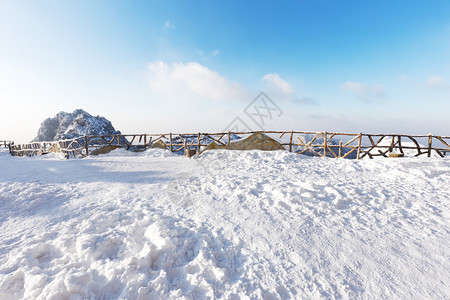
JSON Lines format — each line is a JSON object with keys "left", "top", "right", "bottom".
{"left": 9, "top": 131, "right": 450, "bottom": 159}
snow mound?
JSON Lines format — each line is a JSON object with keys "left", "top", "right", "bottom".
{"left": 1, "top": 149, "right": 449, "bottom": 299}
{"left": 0, "top": 212, "right": 243, "bottom": 299}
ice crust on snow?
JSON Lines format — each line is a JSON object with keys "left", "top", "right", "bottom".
{"left": 0, "top": 147, "right": 449, "bottom": 299}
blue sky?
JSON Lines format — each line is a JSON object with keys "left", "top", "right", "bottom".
{"left": 1, "top": 1, "right": 449, "bottom": 142}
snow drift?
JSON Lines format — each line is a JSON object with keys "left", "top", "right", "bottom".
{"left": 0, "top": 148, "right": 449, "bottom": 299}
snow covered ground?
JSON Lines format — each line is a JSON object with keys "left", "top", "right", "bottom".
{"left": 0, "top": 147, "right": 449, "bottom": 299}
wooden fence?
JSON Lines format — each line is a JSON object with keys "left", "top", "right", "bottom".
{"left": 8, "top": 131, "right": 450, "bottom": 159}
{"left": 0, "top": 140, "right": 13, "bottom": 153}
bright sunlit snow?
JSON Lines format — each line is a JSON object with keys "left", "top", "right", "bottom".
{"left": 0, "top": 147, "right": 449, "bottom": 299}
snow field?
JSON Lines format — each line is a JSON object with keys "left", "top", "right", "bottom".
{"left": 0, "top": 148, "right": 449, "bottom": 299}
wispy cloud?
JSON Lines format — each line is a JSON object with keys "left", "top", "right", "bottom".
{"left": 164, "top": 20, "right": 175, "bottom": 30}
{"left": 147, "top": 61, "right": 248, "bottom": 101}
{"left": 425, "top": 75, "right": 448, "bottom": 89}
{"left": 262, "top": 73, "right": 294, "bottom": 96}
{"left": 340, "top": 81, "right": 385, "bottom": 100}
{"left": 196, "top": 49, "right": 220, "bottom": 60}
{"left": 262, "top": 73, "right": 318, "bottom": 105}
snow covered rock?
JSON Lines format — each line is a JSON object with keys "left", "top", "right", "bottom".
{"left": 33, "top": 109, "right": 122, "bottom": 142}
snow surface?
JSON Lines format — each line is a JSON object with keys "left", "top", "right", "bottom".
{"left": 0, "top": 147, "right": 449, "bottom": 299}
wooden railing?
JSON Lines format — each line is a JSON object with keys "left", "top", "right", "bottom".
{"left": 0, "top": 140, "right": 13, "bottom": 147}
{"left": 0, "top": 140, "right": 14, "bottom": 153}
{"left": 8, "top": 131, "right": 450, "bottom": 159}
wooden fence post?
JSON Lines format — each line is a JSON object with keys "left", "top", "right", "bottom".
{"left": 357, "top": 133, "right": 362, "bottom": 159}
{"left": 389, "top": 135, "right": 395, "bottom": 153}
{"left": 339, "top": 140, "right": 342, "bottom": 157}
{"left": 169, "top": 133, "right": 173, "bottom": 152}
{"left": 63, "top": 141, "right": 68, "bottom": 159}
{"left": 289, "top": 131, "right": 293, "bottom": 152}
{"left": 428, "top": 134, "right": 432, "bottom": 157}
{"left": 84, "top": 136, "right": 89, "bottom": 156}
{"left": 198, "top": 132, "right": 201, "bottom": 155}
{"left": 323, "top": 131, "right": 327, "bottom": 157}
{"left": 397, "top": 135, "right": 404, "bottom": 155}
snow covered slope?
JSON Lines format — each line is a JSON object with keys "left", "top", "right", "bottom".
{"left": 0, "top": 148, "right": 449, "bottom": 299}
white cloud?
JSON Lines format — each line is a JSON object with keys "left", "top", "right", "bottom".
{"left": 261, "top": 73, "right": 318, "bottom": 105}
{"left": 147, "top": 61, "right": 247, "bottom": 101}
{"left": 262, "top": 73, "right": 294, "bottom": 95}
{"left": 340, "top": 81, "right": 385, "bottom": 99}
{"left": 425, "top": 75, "right": 447, "bottom": 88}
{"left": 164, "top": 20, "right": 175, "bottom": 29}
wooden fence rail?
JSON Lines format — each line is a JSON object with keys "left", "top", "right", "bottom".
{"left": 0, "top": 140, "right": 14, "bottom": 153}
{"left": 0, "top": 140, "right": 13, "bottom": 147}
{"left": 8, "top": 131, "right": 450, "bottom": 159}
